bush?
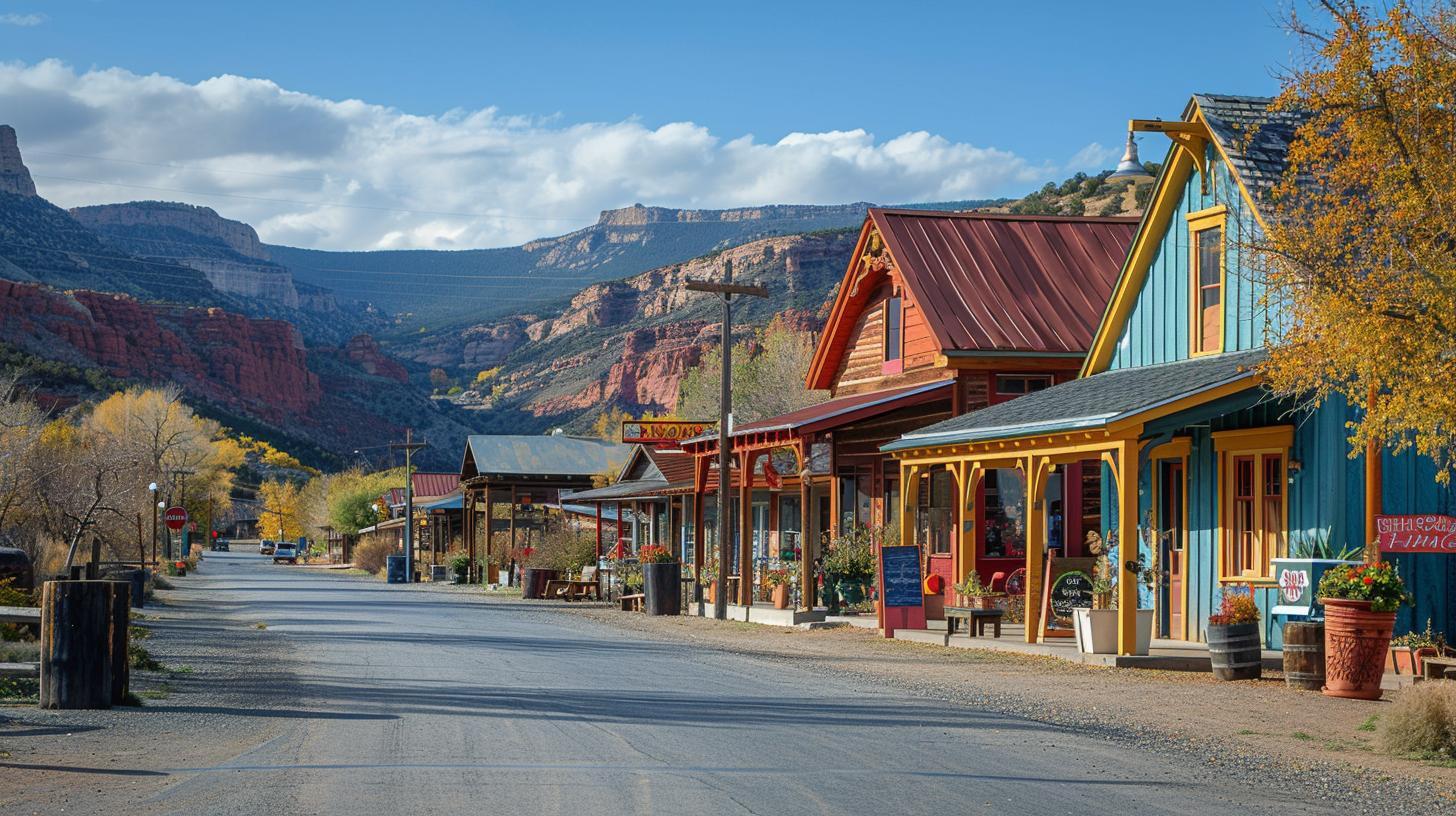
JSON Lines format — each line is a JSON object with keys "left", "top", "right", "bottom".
{"left": 353, "top": 536, "right": 396, "bottom": 574}
{"left": 1383, "top": 681, "right": 1456, "bottom": 759}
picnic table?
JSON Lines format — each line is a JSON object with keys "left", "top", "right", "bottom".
{"left": 944, "top": 606, "right": 1004, "bottom": 643}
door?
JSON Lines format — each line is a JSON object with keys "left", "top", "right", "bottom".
{"left": 1158, "top": 460, "right": 1186, "bottom": 639}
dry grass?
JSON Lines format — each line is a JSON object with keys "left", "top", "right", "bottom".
{"left": 1384, "top": 681, "right": 1456, "bottom": 760}
{"left": 352, "top": 537, "right": 394, "bottom": 574}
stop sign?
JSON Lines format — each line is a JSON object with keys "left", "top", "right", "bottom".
{"left": 163, "top": 506, "right": 188, "bottom": 531}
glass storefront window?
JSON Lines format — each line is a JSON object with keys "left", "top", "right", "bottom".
{"left": 983, "top": 468, "right": 1027, "bottom": 558}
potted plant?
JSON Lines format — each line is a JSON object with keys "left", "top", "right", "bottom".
{"left": 953, "top": 570, "right": 1002, "bottom": 610}
{"left": 1206, "top": 588, "right": 1262, "bottom": 680}
{"left": 698, "top": 558, "right": 719, "bottom": 605}
{"left": 1390, "top": 617, "right": 1448, "bottom": 676}
{"left": 764, "top": 568, "right": 793, "bottom": 609}
{"left": 448, "top": 552, "right": 474, "bottom": 584}
{"left": 638, "top": 544, "right": 681, "bottom": 616}
{"left": 1317, "top": 560, "right": 1411, "bottom": 699}
{"left": 1073, "top": 551, "right": 1118, "bottom": 654}
{"left": 823, "top": 525, "right": 877, "bottom": 608}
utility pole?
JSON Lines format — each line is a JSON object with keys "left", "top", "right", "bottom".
{"left": 390, "top": 428, "right": 427, "bottom": 583}
{"left": 686, "top": 259, "right": 767, "bottom": 620}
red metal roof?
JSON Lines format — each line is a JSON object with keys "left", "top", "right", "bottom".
{"left": 642, "top": 447, "right": 696, "bottom": 484}
{"left": 871, "top": 209, "right": 1135, "bottom": 355}
{"left": 411, "top": 472, "right": 459, "bottom": 500}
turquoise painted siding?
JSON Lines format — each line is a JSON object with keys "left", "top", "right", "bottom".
{"left": 1109, "top": 147, "right": 1276, "bottom": 370}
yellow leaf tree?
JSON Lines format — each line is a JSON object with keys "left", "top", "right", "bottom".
{"left": 259, "top": 479, "right": 306, "bottom": 542}
{"left": 1260, "top": 1, "right": 1456, "bottom": 478}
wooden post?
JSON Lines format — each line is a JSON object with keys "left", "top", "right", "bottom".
{"left": 799, "top": 473, "right": 814, "bottom": 611}
{"left": 106, "top": 579, "right": 130, "bottom": 705}
{"left": 1365, "top": 386, "right": 1382, "bottom": 561}
{"left": 508, "top": 486, "right": 517, "bottom": 585}
{"left": 738, "top": 451, "right": 755, "bottom": 606}
{"left": 692, "top": 490, "right": 705, "bottom": 579}
{"left": 595, "top": 502, "right": 603, "bottom": 562}
{"left": 1024, "top": 457, "right": 1045, "bottom": 644}
{"left": 1116, "top": 437, "right": 1140, "bottom": 655}
{"left": 40, "top": 580, "right": 114, "bottom": 709}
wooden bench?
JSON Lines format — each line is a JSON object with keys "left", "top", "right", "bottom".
{"left": 1421, "top": 655, "right": 1456, "bottom": 681}
{"left": 553, "top": 567, "right": 599, "bottom": 602}
{"left": 0, "top": 606, "right": 41, "bottom": 624}
{"left": 0, "top": 662, "right": 38, "bottom": 678}
{"left": 944, "top": 606, "right": 1004, "bottom": 642}
{"left": 620, "top": 593, "right": 644, "bottom": 612}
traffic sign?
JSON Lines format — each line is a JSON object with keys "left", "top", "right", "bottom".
{"left": 163, "top": 506, "right": 188, "bottom": 531}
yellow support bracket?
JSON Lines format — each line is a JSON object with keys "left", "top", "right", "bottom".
{"left": 1130, "top": 118, "right": 1209, "bottom": 192}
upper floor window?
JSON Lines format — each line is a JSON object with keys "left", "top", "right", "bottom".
{"left": 995, "top": 374, "right": 1052, "bottom": 395}
{"left": 883, "top": 296, "right": 903, "bottom": 363}
{"left": 1188, "top": 206, "right": 1227, "bottom": 355}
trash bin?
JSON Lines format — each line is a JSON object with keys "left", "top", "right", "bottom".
{"left": 386, "top": 555, "right": 408, "bottom": 584}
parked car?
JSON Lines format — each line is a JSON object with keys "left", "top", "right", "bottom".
{"left": 273, "top": 543, "right": 298, "bottom": 564}
{"left": 212, "top": 539, "right": 230, "bottom": 552}
{"left": 259, "top": 540, "right": 276, "bottom": 555}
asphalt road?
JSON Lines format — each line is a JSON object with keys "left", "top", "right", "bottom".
{"left": 9, "top": 551, "right": 1346, "bottom": 815}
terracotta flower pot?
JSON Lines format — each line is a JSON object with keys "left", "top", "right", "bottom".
{"left": 1321, "top": 597, "right": 1396, "bottom": 700}
{"left": 771, "top": 584, "right": 790, "bottom": 610}
{"left": 1391, "top": 646, "right": 1438, "bottom": 676}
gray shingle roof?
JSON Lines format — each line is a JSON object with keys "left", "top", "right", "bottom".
{"left": 460, "top": 435, "right": 631, "bottom": 480}
{"left": 1193, "top": 93, "right": 1308, "bottom": 206}
{"left": 883, "top": 350, "right": 1267, "bottom": 451}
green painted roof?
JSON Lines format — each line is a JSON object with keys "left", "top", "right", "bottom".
{"left": 460, "top": 434, "right": 631, "bottom": 480}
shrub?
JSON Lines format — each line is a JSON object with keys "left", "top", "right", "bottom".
{"left": 1383, "top": 681, "right": 1456, "bottom": 759}
{"left": 353, "top": 536, "right": 396, "bottom": 574}
{"left": 1209, "top": 589, "right": 1261, "bottom": 625}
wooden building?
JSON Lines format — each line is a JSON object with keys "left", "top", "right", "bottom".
{"left": 886, "top": 94, "right": 1456, "bottom": 654}
{"left": 560, "top": 442, "right": 698, "bottom": 561}
{"left": 682, "top": 209, "right": 1136, "bottom": 619}
{"left": 458, "top": 434, "right": 631, "bottom": 581}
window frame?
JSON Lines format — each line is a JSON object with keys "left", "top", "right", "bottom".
{"left": 1187, "top": 205, "right": 1228, "bottom": 357}
{"left": 994, "top": 374, "right": 1053, "bottom": 396}
{"left": 882, "top": 294, "right": 904, "bottom": 374}
{"left": 1213, "top": 425, "right": 1293, "bottom": 583}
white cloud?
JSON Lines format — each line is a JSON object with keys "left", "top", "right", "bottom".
{"left": 0, "top": 60, "right": 1105, "bottom": 250}
{"left": 0, "top": 13, "right": 45, "bottom": 26}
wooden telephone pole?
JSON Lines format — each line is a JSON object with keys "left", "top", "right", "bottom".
{"left": 390, "top": 428, "right": 427, "bottom": 582}
{"left": 686, "top": 259, "right": 767, "bottom": 620}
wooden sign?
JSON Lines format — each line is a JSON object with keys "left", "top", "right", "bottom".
{"left": 622, "top": 420, "right": 715, "bottom": 445}
{"left": 880, "top": 546, "right": 924, "bottom": 608}
{"left": 1377, "top": 514, "right": 1456, "bottom": 554}
{"left": 1038, "top": 555, "right": 1096, "bottom": 640}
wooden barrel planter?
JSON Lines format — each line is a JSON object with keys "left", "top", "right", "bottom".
{"left": 642, "top": 562, "right": 682, "bottom": 616}
{"left": 1208, "top": 621, "right": 1262, "bottom": 680}
{"left": 1282, "top": 621, "right": 1325, "bottom": 691}
{"left": 1321, "top": 598, "right": 1395, "bottom": 700}
{"left": 520, "top": 568, "right": 560, "bottom": 599}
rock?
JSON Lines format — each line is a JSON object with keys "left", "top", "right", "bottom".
{"left": 0, "top": 125, "right": 37, "bottom": 198}
{"left": 343, "top": 334, "right": 408, "bottom": 383}
{"left": 71, "top": 201, "right": 271, "bottom": 260}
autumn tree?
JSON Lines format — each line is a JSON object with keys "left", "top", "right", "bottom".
{"left": 259, "top": 478, "right": 306, "bottom": 541}
{"left": 677, "top": 315, "right": 823, "bottom": 424}
{"left": 1258, "top": 1, "right": 1456, "bottom": 477}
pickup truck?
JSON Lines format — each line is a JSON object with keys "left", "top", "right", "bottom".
{"left": 272, "top": 543, "right": 298, "bottom": 564}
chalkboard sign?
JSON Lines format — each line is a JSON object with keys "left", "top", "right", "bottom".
{"left": 880, "top": 546, "right": 923, "bottom": 608}
{"left": 1038, "top": 555, "right": 1097, "bottom": 639}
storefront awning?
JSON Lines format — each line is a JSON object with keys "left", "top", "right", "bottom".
{"left": 417, "top": 493, "right": 463, "bottom": 511}
{"left": 883, "top": 350, "right": 1266, "bottom": 452}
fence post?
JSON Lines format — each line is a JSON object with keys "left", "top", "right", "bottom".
{"left": 40, "top": 580, "right": 114, "bottom": 709}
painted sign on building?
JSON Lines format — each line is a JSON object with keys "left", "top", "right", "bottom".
{"left": 621, "top": 420, "right": 715, "bottom": 445}
{"left": 1377, "top": 514, "right": 1456, "bottom": 554}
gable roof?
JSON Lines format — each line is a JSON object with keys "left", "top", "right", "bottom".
{"left": 459, "top": 434, "right": 631, "bottom": 482}
{"left": 1081, "top": 94, "right": 1310, "bottom": 376}
{"left": 883, "top": 349, "right": 1266, "bottom": 451}
{"left": 807, "top": 210, "right": 1135, "bottom": 388}
{"left": 411, "top": 472, "right": 459, "bottom": 499}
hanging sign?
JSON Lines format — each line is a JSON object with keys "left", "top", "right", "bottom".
{"left": 621, "top": 420, "right": 715, "bottom": 445}
{"left": 163, "top": 506, "right": 188, "bottom": 532}
{"left": 1377, "top": 514, "right": 1456, "bottom": 554}
{"left": 1038, "top": 555, "right": 1096, "bottom": 639}
{"left": 880, "top": 545, "right": 924, "bottom": 608}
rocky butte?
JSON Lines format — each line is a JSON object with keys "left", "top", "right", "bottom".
{"left": 0, "top": 125, "right": 36, "bottom": 198}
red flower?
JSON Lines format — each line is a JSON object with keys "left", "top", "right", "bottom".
{"left": 1363, "top": 575, "right": 1374, "bottom": 584}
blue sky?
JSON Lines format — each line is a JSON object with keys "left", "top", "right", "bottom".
{"left": 0, "top": 1, "right": 1300, "bottom": 249}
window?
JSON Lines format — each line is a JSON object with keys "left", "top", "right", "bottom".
{"left": 916, "top": 468, "right": 954, "bottom": 555}
{"left": 1213, "top": 426, "right": 1292, "bottom": 581}
{"left": 982, "top": 468, "right": 1027, "bottom": 559}
{"left": 883, "top": 296, "right": 903, "bottom": 362}
{"left": 995, "top": 375, "right": 1052, "bottom": 395}
{"left": 1188, "top": 206, "right": 1227, "bottom": 355}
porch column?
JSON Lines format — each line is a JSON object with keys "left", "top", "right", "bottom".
{"left": 483, "top": 487, "right": 494, "bottom": 579}
{"left": 594, "top": 502, "right": 603, "bottom": 562}
{"left": 799, "top": 471, "right": 814, "bottom": 611}
{"left": 669, "top": 497, "right": 680, "bottom": 558}
{"left": 464, "top": 486, "right": 476, "bottom": 581}
{"left": 1116, "top": 436, "right": 1140, "bottom": 656}
{"left": 1024, "top": 456, "right": 1046, "bottom": 644}
{"left": 957, "top": 464, "right": 983, "bottom": 588}
{"left": 738, "top": 450, "right": 755, "bottom": 607}
{"left": 1365, "top": 385, "right": 1383, "bottom": 561}
{"left": 508, "top": 486, "right": 517, "bottom": 580}
{"left": 693, "top": 489, "right": 705, "bottom": 579}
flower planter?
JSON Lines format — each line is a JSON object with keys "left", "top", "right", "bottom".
{"left": 1208, "top": 621, "right": 1263, "bottom": 681}
{"left": 1390, "top": 645, "right": 1438, "bottom": 676}
{"left": 1073, "top": 608, "right": 1154, "bottom": 655}
{"left": 770, "top": 584, "right": 790, "bottom": 610}
{"left": 642, "top": 561, "right": 682, "bottom": 616}
{"left": 1321, "top": 597, "right": 1396, "bottom": 700}
{"left": 958, "top": 594, "right": 1004, "bottom": 610}
{"left": 520, "top": 567, "right": 560, "bottom": 599}
{"left": 836, "top": 580, "right": 866, "bottom": 606}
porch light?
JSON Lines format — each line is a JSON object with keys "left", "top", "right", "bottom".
{"left": 1107, "top": 132, "right": 1155, "bottom": 183}
{"left": 1288, "top": 459, "right": 1303, "bottom": 484}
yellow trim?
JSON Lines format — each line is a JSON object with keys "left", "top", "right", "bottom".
{"left": 1215, "top": 427, "right": 1293, "bottom": 583}
{"left": 1189, "top": 207, "right": 1228, "bottom": 357}
{"left": 1149, "top": 449, "right": 1192, "bottom": 641}
{"left": 1147, "top": 436, "right": 1192, "bottom": 461}
{"left": 1212, "top": 424, "right": 1293, "bottom": 453}
{"left": 1083, "top": 100, "right": 1273, "bottom": 377}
